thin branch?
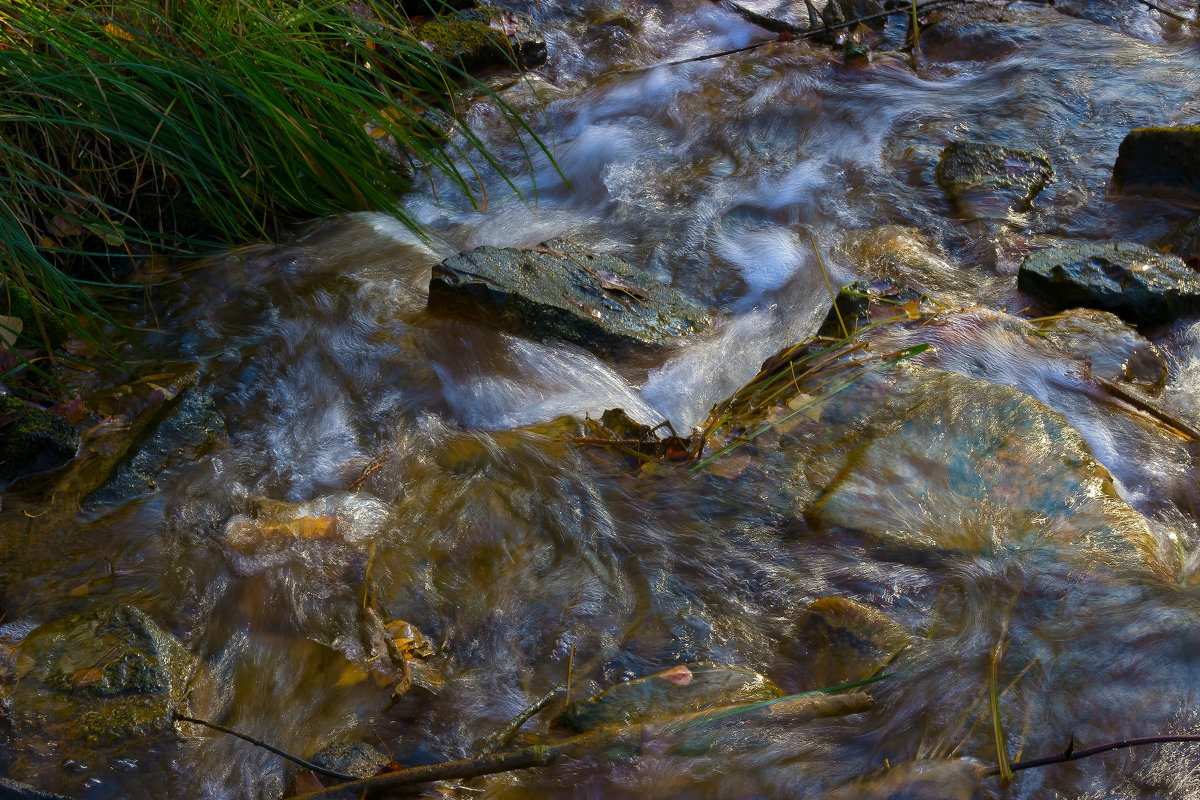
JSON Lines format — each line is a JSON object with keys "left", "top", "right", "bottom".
{"left": 286, "top": 690, "right": 873, "bottom": 798}
{"left": 173, "top": 714, "right": 358, "bottom": 782}
{"left": 476, "top": 684, "right": 565, "bottom": 758}
{"left": 983, "top": 734, "right": 1200, "bottom": 777}
{"left": 617, "top": 0, "right": 967, "bottom": 75}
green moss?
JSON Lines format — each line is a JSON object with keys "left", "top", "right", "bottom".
{"left": 414, "top": 17, "right": 504, "bottom": 71}
{"left": 0, "top": 395, "right": 80, "bottom": 482}
{"left": 1, "top": 282, "right": 69, "bottom": 349}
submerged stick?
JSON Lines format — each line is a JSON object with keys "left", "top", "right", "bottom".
{"left": 476, "top": 684, "right": 565, "bottom": 758}
{"left": 174, "top": 714, "right": 358, "bottom": 782}
{"left": 287, "top": 746, "right": 559, "bottom": 799}
{"left": 287, "top": 690, "right": 875, "bottom": 798}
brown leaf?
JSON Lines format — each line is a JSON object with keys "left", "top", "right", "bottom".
{"left": 72, "top": 668, "right": 104, "bottom": 691}
{"left": 48, "top": 393, "right": 89, "bottom": 423}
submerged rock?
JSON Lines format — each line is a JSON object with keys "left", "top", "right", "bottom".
{"left": 1112, "top": 125, "right": 1200, "bottom": 203}
{"left": 775, "top": 364, "right": 1162, "bottom": 573}
{"left": 310, "top": 741, "right": 389, "bottom": 779}
{"left": 428, "top": 245, "right": 712, "bottom": 357}
{"left": 793, "top": 597, "right": 910, "bottom": 689}
{"left": 9, "top": 606, "right": 196, "bottom": 748}
{"left": 821, "top": 759, "right": 984, "bottom": 800}
{"left": 553, "top": 662, "right": 782, "bottom": 733}
{"left": 935, "top": 141, "right": 1053, "bottom": 219}
{"left": 1018, "top": 241, "right": 1200, "bottom": 327}
{"left": 83, "top": 386, "right": 225, "bottom": 509}
{"left": 1034, "top": 307, "right": 1168, "bottom": 395}
{"left": 0, "top": 396, "right": 79, "bottom": 484}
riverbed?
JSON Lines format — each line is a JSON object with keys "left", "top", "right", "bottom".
{"left": 3, "top": 1, "right": 1200, "bottom": 798}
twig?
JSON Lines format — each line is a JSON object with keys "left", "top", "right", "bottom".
{"left": 288, "top": 689, "right": 873, "bottom": 798}
{"left": 983, "top": 734, "right": 1200, "bottom": 777}
{"left": 287, "top": 746, "right": 559, "bottom": 799}
{"left": 476, "top": 684, "right": 565, "bottom": 758}
{"left": 617, "top": 0, "right": 967, "bottom": 75}
{"left": 173, "top": 714, "right": 358, "bottom": 782}
{"left": 1094, "top": 378, "right": 1200, "bottom": 441}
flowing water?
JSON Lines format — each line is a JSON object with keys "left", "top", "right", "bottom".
{"left": 3, "top": 1, "right": 1200, "bottom": 797}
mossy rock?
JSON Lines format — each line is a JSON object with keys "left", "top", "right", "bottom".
{"left": 935, "top": 141, "right": 1053, "bottom": 219}
{"left": 10, "top": 606, "right": 197, "bottom": 746}
{"left": 1, "top": 283, "right": 69, "bottom": 350}
{"left": 0, "top": 396, "right": 80, "bottom": 484}
{"left": 414, "top": 7, "right": 545, "bottom": 73}
{"left": 1113, "top": 126, "right": 1200, "bottom": 203}
{"left": 553, "top": 662, "right": 783, "bottom": 733}
{"left": 785, "top": 364, "right": 1163, "bottom": 576}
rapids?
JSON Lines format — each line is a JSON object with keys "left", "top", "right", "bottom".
{"left": 3, "top": 1, "right": 1200, "bottom": 798}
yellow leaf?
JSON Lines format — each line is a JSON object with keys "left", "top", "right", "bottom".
{"left": 103, "top": 22, "right": 134, "bottom": 42}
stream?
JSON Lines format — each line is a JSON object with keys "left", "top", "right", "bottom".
{"left": 3, "top": 0, "right": 1200, "bottom": 797}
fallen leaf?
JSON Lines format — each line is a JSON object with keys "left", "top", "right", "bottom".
{"left": 0, "top": 315, "right": 22, "bottom": 349}
{"left": 72, "top": 668, "right": 104, "bottom": 691}
{"left": 48, "top": 393, "right": 89, "bottom": 423}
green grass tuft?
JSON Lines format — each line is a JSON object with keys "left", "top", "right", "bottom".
{"left": 0, "top": 0, "right": 549, "bottom": 373}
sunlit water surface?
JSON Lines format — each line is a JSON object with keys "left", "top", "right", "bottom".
{"left": 3, "top": 1, "right": 1200, "bottom": 798}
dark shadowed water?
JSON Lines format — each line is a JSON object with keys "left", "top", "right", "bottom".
{"left": 3, "top": 1, "right": 1200, "bottom": 797}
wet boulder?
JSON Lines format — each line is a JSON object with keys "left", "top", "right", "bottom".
{"left": 83, "top": 386, "right": 225, "bottom": 509}
{"left": 1034, "top": 307, "right": 1168, "bottom": 395}
{"left": 9, "top": 606, "right": 196, "bottom": 743}
{"left": 1017, "top": 241, "right": 1200, "bottom": 327}
{"left": 793, "top": 597, "right": 910, "bottom": 689}
{"left": 428, "top": 245, "right": 712, "bottom": 357}
{"left": 782, "top": 364, "right": 1162, "bottom": 574}
{"left": 0, "top": 396, "right": 79, "bottom": 484}
{"left": 553, "top": 662, "right": 782, "bottom": 733}
{"left": 1112, "top": 126, "right": 1200, "bottom": 203}
{"left": 935, "top": 141, "right": 1053, "bottom": 219}
{"left": 414, "top": 6, "right": 546, "bottom": 72}
{"left": 821, "top": 759, "right": 984, "bottom": 800}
